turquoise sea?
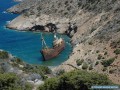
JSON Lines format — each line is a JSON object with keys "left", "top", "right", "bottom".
{"left": 0, "top": 0, "right": 72, "bottom": 66}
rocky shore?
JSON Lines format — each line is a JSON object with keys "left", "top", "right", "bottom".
{"left": 6, "top": 0, "right": 120, "bottom": 84}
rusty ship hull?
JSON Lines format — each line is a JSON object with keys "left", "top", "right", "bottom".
{"left": 41, "top": 41, "right": 65, "bottom": 60}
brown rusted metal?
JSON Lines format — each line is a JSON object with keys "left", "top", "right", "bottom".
{"left": 41, "top": 40, "right": 65, "bottom": 60}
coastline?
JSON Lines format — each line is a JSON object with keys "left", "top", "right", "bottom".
{"left": 5, "top": 2, "right": 74, "bottom": 66}
{"left": 4, "top": 0, "right": 120, "bottom": 85}
{"left": 6, "top": 21, "right": 76, "bottom": 72}
{"left": 5, "top": 17, "right": 75, "bottom": 72}
{"left": 5, "top": 16, "right": 74, "bottom": 67}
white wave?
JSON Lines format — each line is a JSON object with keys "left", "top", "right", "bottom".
{"left": 6, "top": 21, "right": 11, "bottom": 24}
{"left": 66, "top": 42, "right": 69, "bottom": 44}
{"left": 2, "top": 11, "right": 7, "bottom": 14}
{"left": 66, "top": 42, "right": 71, "bottom": 45}
{"left": 18, "top": 31, "right": 26, "bottom": 32}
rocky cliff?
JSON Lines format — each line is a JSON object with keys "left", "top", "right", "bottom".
{"left": 7, "top": 0, "right": 120, "bottom": 84}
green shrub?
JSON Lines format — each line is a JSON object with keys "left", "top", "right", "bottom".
{"left": 109, "top": 69, "right": 115, "bottom": 74}
{"left": 65, "top": 1, "right": 68, "bottom": 5}
{"left": 0, "top": 51, "right": 9, "bottom": 59}
{"left": 0, "top": 67, "right": 4, "bottom": 73}
{"left": 95, "top": 61, "right": 99, "bottom": 65}
{"left": 97, "top": 54, "right": 103, "bottom": 60}
{"left": 37, "top": 6, "right": 41, "bottom": 11}
{"left": 56, "top": 69, "right": 65, "bottom": 76}
{"left": 85, "top": 53, "right": 87, "bottom": 55}
{"left": 114, "top": 49, "right": 120, "bottom": 55}
{"left": 24, "top": 65, "right": 51, "bottom": 74}
{"left": 30, "top": 10, "right": 34, "bottom": 15}
{"left": 38, "top": 78, "right": 59, "bottom": 90}
{"left": 24, "top": 82, "right": 33, "bottom": 90}
{"left": 88, "top": 41, "right": 93, "bottom": 45}
{"left": 96, "top": 50, "right": 99, "bottom": 53}
{"left": 82, "top": 62, "right": 88, "bottom": 70}
{"left": 38, "top": 65, "right": 51, "bottom": 74}
{"left": 110, "top": 40, "right": 120, "bottom": 48}
{"left": 90, "top": 28, "right": 96, "bottom": 33}
{"left": 15, "top": 58, "right": 23, "bottom": 64}
{"left": 38, "top": 70, "right": 112, "bottom": 90}
{"left": 0, "top": 73, "right": 32, "bottom": 90}
{"left": 89, "top": 64, "right": 93, "bottom": 70}
{"left": 23, "top": 65, "right": 51, "bottom": 80}
{"left": 102, "top": 67, "right": 107, "bottom": 71}
{"left": 102, "top": 58, "right": 115, "bottom": 67}
{"left": 23, "top": 12, "right": 29, "bottom": 17}
{"left": 0, "top": 73, "right": 19, "bottom": 89}
{"left": 104, "top": 52, "right": 108, "bottom": 55}
{"left": 117, "top": 29, "right": 120, "bottom": 32}
{"left": 76, "top": 59, "right": 84, "bottom": 66}
{"left": 12, "top": 57, "right": 24, "bottom": 65}
{"left": 64, "top": 12, "right": 68, "bottom": 15}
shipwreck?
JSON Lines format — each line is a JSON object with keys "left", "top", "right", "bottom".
{"left": 40, "top": 33, "right": 65, "bottom": 60}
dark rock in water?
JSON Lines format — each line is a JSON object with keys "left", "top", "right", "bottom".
{"left": 30, "top": 25, "right": 45, "bottom": 31}
{"left": 29, "top": 23, "right": 58, "bottom": 32}
{"left": 45, "top": 23, "right": 57, "bottom": 32}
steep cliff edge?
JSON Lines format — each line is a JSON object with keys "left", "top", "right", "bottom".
{"left": 7, "top": 0, "right": 120, "bottom": 84}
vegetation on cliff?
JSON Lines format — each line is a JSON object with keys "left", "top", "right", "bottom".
{"left": 5, "top": 0, "right": 120, "bottom": 85}
{"left": 0, "top": 51, "right": 9, "bottom": 59}
{"left": 0, "top": 50, "right": 52, "bottom": 89}
{"left": 101, "top": 58, "right": 115, "bottom": 67}
{"left": 0, "top": 73, "right": 32, "bottom": 90}
{"left": 0, "top": 50, "right": 114, "bottom": 90}
{"left": 22, "top": 64, "right": 52, "bottom": 80}
{"left": 38, "top": 70, "right": 112, "bottom": 90}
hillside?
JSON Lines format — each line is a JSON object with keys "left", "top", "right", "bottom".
{"left": 0, "top": 50, "right": 52, "bottom": 90}
{"left": 6, "top": 0, "right": 120, "bottom": 84}
{"left": 0, "top": 50, "right": 113, "bottom": 90}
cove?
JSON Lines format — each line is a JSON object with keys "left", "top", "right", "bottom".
{"left": 0, "top": 0, "right": 72, "bottom": 66}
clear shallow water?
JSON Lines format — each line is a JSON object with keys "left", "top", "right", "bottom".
{"left": 0, "top": 0, "right": 72, "bottom": 66}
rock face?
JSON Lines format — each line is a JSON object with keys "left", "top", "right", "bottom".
{"left": 7, "top": 0, "right": 39, "bottom": 13}
{"left": 7, "top": 0, "right": 120, "bottom": 84}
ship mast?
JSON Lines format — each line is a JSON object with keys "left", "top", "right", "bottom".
{"left": 54, "top": 31, "right": 59, "bottom": 40}
{"left": 41, "top": 33, "right": 48, "bottom": 49}
{"left": 54, "top": 33, "right": 57, "bottom": 39}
